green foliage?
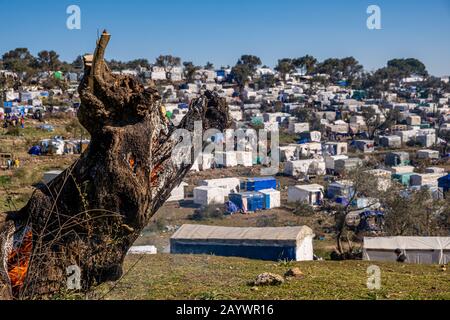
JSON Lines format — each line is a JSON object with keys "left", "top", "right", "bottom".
{"left": 190, "top": 204, "right": 224, "bottom": 221}
{"left": 292, "top": 201, "right": 315, "bottom": 217}
{"left": 183, "top": 61, "right": 200, "bottom": 82}
{"left": 387, "top": 58, "right": 428, "bottom": 77}
{"left": 255, "top": 215, "right": 278, "bottom": 227}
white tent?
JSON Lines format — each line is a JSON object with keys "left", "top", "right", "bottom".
{"left": 363, "top": 236, "right": 450, "bottom": 264}
{"left": 193, "top": 186, "right": 225, "bottom": 206}
{"left": 166, "top": 182, "right": 188, "bottom": 202}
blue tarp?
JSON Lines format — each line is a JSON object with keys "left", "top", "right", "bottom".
{"left": 225, "top": 201, "right": 239, "bottom": 214}
{"left": 438, "top": 174, "right": 450, "bottom": 192}
{"left": 241, "top": 177, "right": 277, "bottom": 192}
{"left": 28, "top": 145, "right": 42, "bottom": 156}
{"left": 229, "top": 192, "right": 265, "bottom": 212}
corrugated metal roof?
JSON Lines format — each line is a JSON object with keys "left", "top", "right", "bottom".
{"left": 171, "top": 224, "right": 313, "bottom": 242}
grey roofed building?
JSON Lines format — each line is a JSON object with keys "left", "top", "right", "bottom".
{"left": 170, "top": 224, "right": 314, "bottom": 261}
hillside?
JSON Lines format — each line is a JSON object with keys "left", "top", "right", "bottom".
{"left": 91, "top": 254, "right": 450, "bottom": 300}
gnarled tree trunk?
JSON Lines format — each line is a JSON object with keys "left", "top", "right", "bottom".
{"left": 0, "top": 31, "right": 231, "bottom": 299}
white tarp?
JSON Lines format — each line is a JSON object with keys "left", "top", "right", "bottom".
{"left": 166, "top": 182, "right": 188, "bottom": 202}
{"left": 363, "top": 236, "right": 450, "bottom": 264}
{"left": 193, "top": 186, "right": 225, "bottom": 206}
{"left": 127, "top": 245, "right": 157, "bottom": 255}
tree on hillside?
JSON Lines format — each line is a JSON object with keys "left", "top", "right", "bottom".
{"left": 155, "top": 55, "right": 181, "bottom": 70}
{"left": 315, "top": 58, "right": 343, "bottom": 81}
{"left": 183, "top": 61, "right": 200, "bottom": 83}
{"left": 71, "top": 55, "right": 85, "bottom": 71}
{"left": 362, "top": 107, "right": 400, "bottom": 139}
{"left": 2, "top": 48, "right": 37, "bottom": 75}
{"left": 238, "top": 55, "right": 261, "bottom": 73}
{"left": 126, "top": 59, "right": 151, "bottom": 70}
{"left": 340, "top": 56, "right": 363, "bottom": 86}
{"left": 383, "top": 187, "right": 448, "bottom": 236}
{"left": 387, "top": 58, "right": 428, "bottom": 77}
{"left": 230, "top": 55, "right": 261, "bottom": 88}
{"left": 323, "top": 168, "right": 382, "bottom": 257}
{"left": 204, "top": 61, "right": 214, "bottom": 70}
{"left": 275, "top": 58, "right": 295, "bottom": 81}
{"left": 231, "top": 63, "right": 252, "bottom": 88}
{"left": 37, "top": 50, "right": 62, "bottom": 71}
{"left": 293, "top": 55, "right": 317, "bottom": 75}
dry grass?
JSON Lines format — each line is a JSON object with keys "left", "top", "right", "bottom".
{"left": 92, "top": 254, "right": 450, "bottom": 300}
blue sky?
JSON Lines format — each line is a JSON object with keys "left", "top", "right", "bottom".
{"left": 1, "top": 0, "right": 450, "bottom": 75}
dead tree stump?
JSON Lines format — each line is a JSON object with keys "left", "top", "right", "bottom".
{"left": 0, "top": 31, "right": 231, "bottom": 299}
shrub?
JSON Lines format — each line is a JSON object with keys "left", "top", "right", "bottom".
{"left": 256, "top": 215, "right": 278, "bottom": 227}
{"left": 292, "top": 201, "right": 314, "bottom": 217}
{"left": 190, "top": 205, "right": 224, "bottom": 221}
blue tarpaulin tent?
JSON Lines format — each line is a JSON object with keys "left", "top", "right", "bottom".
{"left": 225, "top": 201, "right": 239, "bottom": 214}
{"left": 229, "top": 192, "right": 265, "bottom": 212}
{"left": 28, "top": 145, "right": 42, "bottom": 156}
{"left": 241, "top": 177, "right": 277, "bottom": 192}
{"left": 438, "top": 174, "right": 450, "bottom": 192}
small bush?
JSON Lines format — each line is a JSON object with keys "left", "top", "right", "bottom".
{"left": 147, "top": 218, "right": 167, "bottom": 232}
{"left": 292, "top": 201, "right": 314, "bottom": 217}
{"left": 0, "top": 176, "right": 11, "bottom": 186}
{"left": 256, "top": 215, "right": 278, "bottom": 227}
{"left": 6, "top": 126, "right": 20, "bottom": 136}
{"left": 190, "top": 205, "right": 224, "bottom": 221}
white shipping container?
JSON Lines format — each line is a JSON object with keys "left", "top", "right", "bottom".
{"left": 200, "top": 177, "right": 241, "bottom": 194}
{"left": 193, "top": 186, "right": 225, "bottom": 206}
{"left": 166, "top": 182, "right": 188, "bottom": 202}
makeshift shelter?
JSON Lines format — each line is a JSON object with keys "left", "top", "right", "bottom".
{"left": 296, "top": 142, "right": 322, "bottom": 158}
{"left": 392, "top": 172, "right": 414, "bottom": 186}
{"left": 379, "top": 136, "right": 402, "bottom": 149}
{"left": 327, "top": 180, "right": 354, "bottom": 200}
{"left": 200, "top": 177, "right": 240, "bottom": 194}
{"left": 385, "top": 152, "right": 410, "bottom": 167}
{"left": 288, "top": 184, "right": 324, "bottom": 206}
{"left": 166, "top": 182, "right": 188, "bottom": 202}
{"left": 416, "top": 134, "right": 436, "bottom": 148}
{"left": 363, "top": 236, "right": 450, "bottom": 264}
{"left": 258, "top": 188, "right": 281, "bottom": 209}
{"left": 417, "top": 149, "right": 440, "bottom": 160}
{"left": 170, "top": 224, "right": 315, "bottom": 261}
{"left": 324, "top": 155, "right": 348, "bottom": 173}
{"left": 334, "top": 158, "right": 363, "bottom": 175}
{"left": 438, "top": 174, "right": 450, "bottom": 192}
{"left": 193, "top": 186, "right": 225, "bottom": 206}
{"left": 289, "top": 122, "right": 309, "bottom": 134}
{"left": 389, "top": 165, "right": 415, "bottom": 175}
{"left": 240, "top": 177, "right": 277, "bottom": 192}
{"left": 284, "top": 159, "right": 326, "bottom": 177}
{"left": 410, "top": 173, "right": 446, "bottom": 188}
{"left": 229, "top": 192, "right": 264, "bottom": 212}
{"left": 279, "top": 145, "right": 298, "bottom": 161}
{"left": 322, "top": 142, "right": 348, "bottom": 156}
{"left": 351, "top": 140, "right": 374, "bottom": 153}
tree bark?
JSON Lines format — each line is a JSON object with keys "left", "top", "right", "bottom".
{"left": 0, "top": 31, "right": 231, "bottom": 299}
